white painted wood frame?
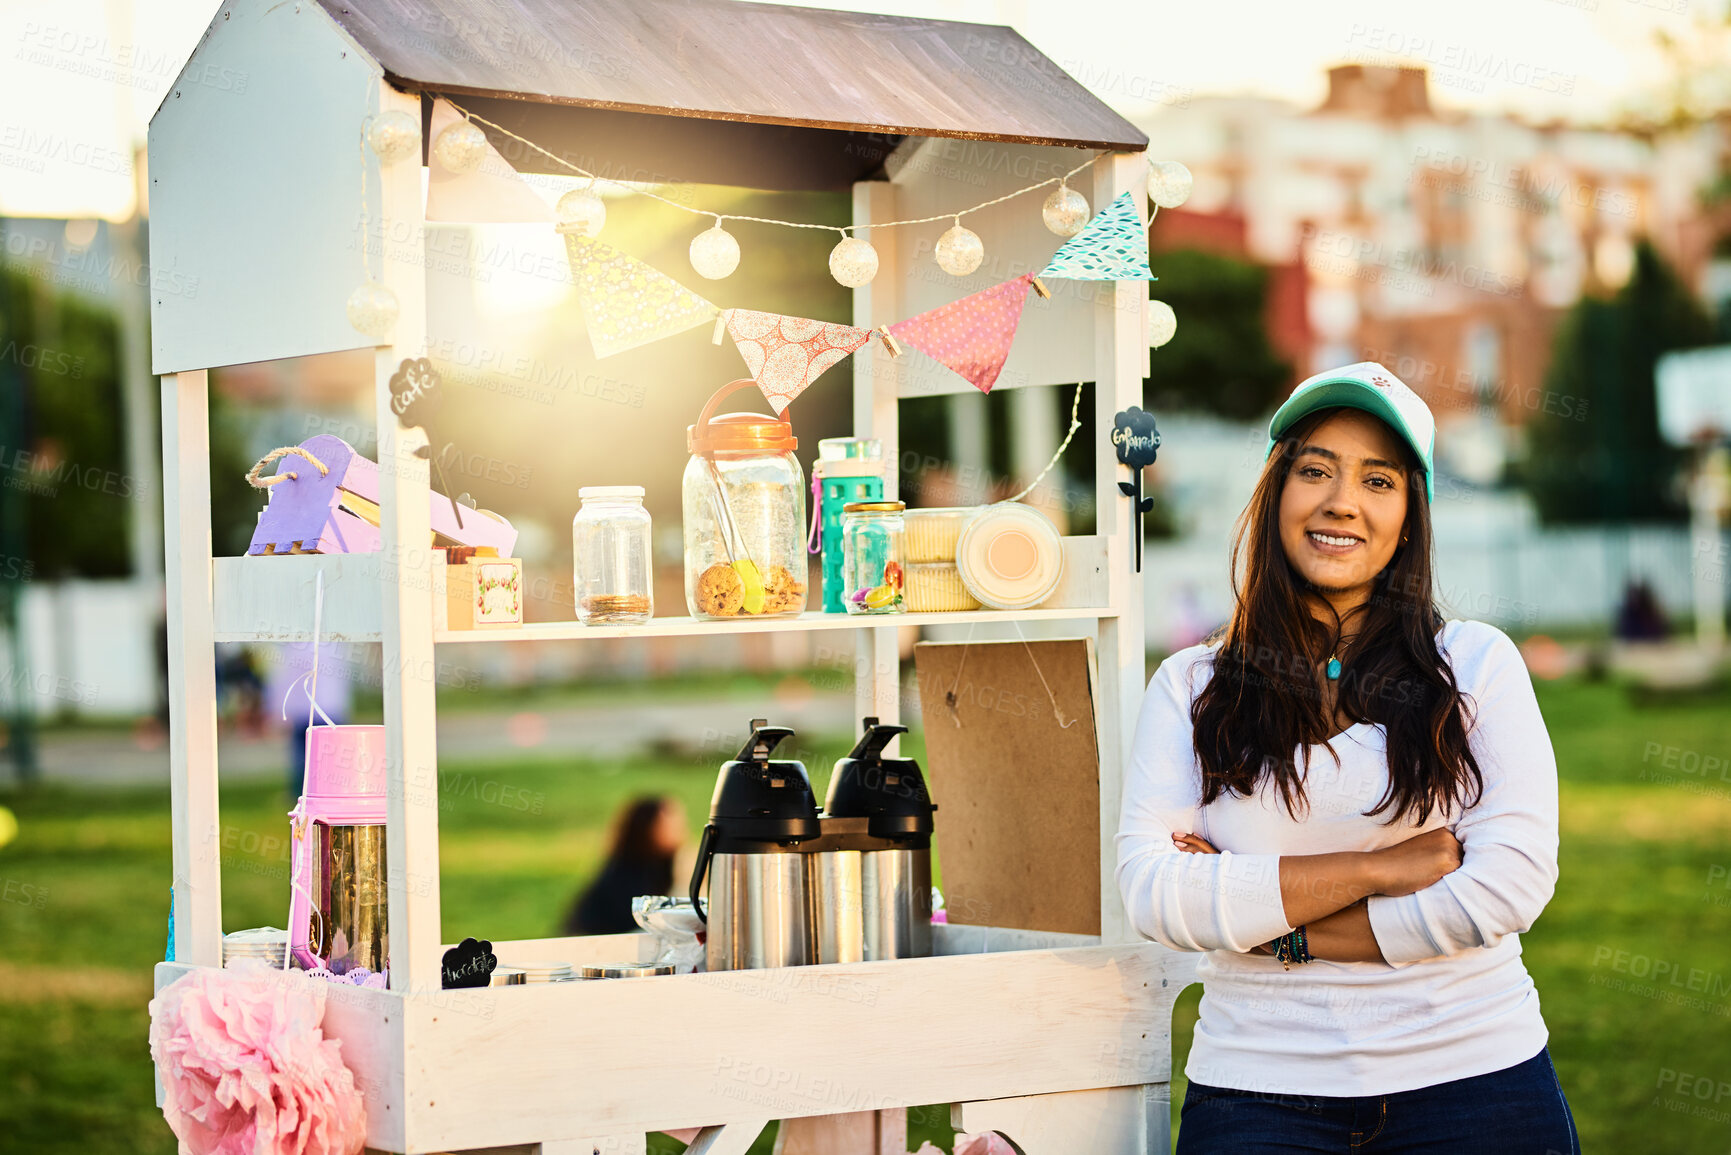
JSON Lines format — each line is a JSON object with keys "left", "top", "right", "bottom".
{"left": 370, "top": 79, "right": 444, "bottom": 995}
{"left": 162, "top": 369, "right": 224, "bottom": 966}
{"left": 851, "top": 179, "right": 905, "bottom": 743}
{"left": 152, "top": 110, "right": 1190, "bottom": 1151}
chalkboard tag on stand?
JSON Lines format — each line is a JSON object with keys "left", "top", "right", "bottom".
{"left": 1111, "top": 407, "right": 1161, "bottom": 573}
{"left": 441, "top": 937, "right": 498, "bottom": 989}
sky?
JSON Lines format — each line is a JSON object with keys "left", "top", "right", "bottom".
{"left": 0, "top": 0, "right": 1717, "bottom": 221}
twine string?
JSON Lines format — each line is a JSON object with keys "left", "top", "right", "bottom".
{"left": 441, "top": 97, "right": 1107, "bottom": 236}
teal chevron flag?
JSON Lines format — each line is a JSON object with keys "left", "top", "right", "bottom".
{"left": 1039, "top": 190, "right": 1154, "bottom": 280}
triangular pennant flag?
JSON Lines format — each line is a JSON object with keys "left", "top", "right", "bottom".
{"left": 724, "top": 309, "right": 875, "bottom": 414}
{"left": 563, "top": 235, "right": 719, "bottom": 358}
{"left": 888, "top": 274, "right": 1036, "bottom": 394}
{"left": 425, "top": 100, "right": 555, "bottom": 224}
{"left": 1039, "top": 191, "right": 1154, "bottom": 280}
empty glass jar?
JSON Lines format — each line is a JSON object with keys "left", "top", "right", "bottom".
{"left": 842, "top": 500, "right": 906, "bottom": 614}
{"left": 573, "top": 486, "right": 653, "bottom": 624}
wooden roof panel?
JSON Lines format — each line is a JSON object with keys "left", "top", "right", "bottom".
{"left": 313, "top": 0, "right": 1147, "bottom": 151}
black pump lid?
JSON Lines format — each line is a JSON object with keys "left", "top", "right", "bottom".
{"left": 822, "top": 717, "right": 936, "bottom": 839}
{"left": 707, "top": 718, "right": 821, "bottom": 844}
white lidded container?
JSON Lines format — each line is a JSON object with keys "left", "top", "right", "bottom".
{"left": 954, "top": 503, "right": 1064, "bottom": 610}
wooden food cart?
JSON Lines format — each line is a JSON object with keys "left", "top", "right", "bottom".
{"left": 148, "top": 1, "right": 1197, "bottom": 1151}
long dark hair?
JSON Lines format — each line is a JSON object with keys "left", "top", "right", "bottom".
{"left": 608, "top": 796, "right": 677, "bottom": 869}
{"left": 1190, "top": 407, "right": 1482, "bottom": 824}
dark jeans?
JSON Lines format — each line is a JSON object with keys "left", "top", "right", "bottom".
{"left": 1176, "top": 1047, "right": 1579, "bottom": 1154}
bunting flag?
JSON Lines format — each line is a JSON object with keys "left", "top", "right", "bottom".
{"left": 564, "top": 235, "right": 719, "bottom": 358}
{"left": 889, "top": 274, "right": 1038, "bottom": 394}
{"left": 723, "top": 309, "right": 877, "bottom": 414}
{"left": 1039, "top": 190, "right": 1154, "bottom": 281}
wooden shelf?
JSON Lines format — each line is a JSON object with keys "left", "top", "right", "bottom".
{"left": 211, "top": 536, "right": 1117, "bottom": 644}
{"left": 154, "top": 932, "right": 1196, "bottom": 1153}
{"left": 434, "top": 605, "right": 1118, "bottom": 644}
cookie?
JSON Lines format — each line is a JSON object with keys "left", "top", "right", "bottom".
{"left": 761, "top": 564, "right": 806, "bottom": 615}
{"left": 697, "top": 563, "right": 744, "bottom": 616}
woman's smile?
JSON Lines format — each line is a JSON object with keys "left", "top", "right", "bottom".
{"left": 1305, "top": 529, "right": 1364, "bottom": 555}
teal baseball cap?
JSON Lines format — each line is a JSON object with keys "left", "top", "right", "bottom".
{"left": 1266, "top": 361, "right": 1436, "bottom": 501}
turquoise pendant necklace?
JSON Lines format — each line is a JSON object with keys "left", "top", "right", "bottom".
{"left": 1326, "top": 655, "right": 1341, "bottom": 680}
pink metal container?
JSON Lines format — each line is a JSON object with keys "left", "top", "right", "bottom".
{"left": 288, "top": 725, "right": 390, "bottom": 973}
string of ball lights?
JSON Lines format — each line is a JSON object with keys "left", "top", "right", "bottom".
{"left": 349, "top": 102, "right": 1192, "bottom": 349}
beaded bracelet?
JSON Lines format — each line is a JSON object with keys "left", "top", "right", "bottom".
{"left": 1271, "top": 925, "right": 1313, "bottom": 971}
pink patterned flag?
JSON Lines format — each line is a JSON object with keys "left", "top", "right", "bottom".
{"left": 724, "top": 309, "right": 876, "bottom": 414}
{"left": 889, "top": 274, "right": 1037, "bottom": 394}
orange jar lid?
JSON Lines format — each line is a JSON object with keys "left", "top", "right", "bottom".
{"left": 687, "top": 379, "right": 798, "bottom": 457}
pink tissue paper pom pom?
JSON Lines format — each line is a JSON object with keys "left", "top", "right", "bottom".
{"left": 148, "top": 962, "right": 368, "bottom": 1155}
{"left": 954, "top": 1132, "right": 1020, "bottom": 1155}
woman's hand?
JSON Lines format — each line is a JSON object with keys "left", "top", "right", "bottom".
{"left": 1363, "top": 827, "right": 1464, "bottom": 896}
{"left": 1173, "top": 832, "right": 1218, "bottom": 854}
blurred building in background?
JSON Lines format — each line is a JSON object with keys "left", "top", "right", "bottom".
{"left": 1140, "top": 63, "right": 1731, "bottom": 486}
{"left": 1135, "top": 64, "right": 1731, "bottom": 648}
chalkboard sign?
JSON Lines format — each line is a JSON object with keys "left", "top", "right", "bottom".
{"left": 441, "top": 937, "right": 497, "bottom": 989}
{"left": 1111, "top": 406, "right": 1161, "bottom": 469}
{"left": 388, "top": 356, "right": 443, "bottom": 432}
{"left": 1111, "top": 407, "right": 1161, "bottom": 573}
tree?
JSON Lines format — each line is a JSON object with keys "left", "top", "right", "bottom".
{"left": 1522, "top": 242, "right": 1714, "bottom": 524}
{"left": 1143, "top": 248, "right": 1292, "bottom": 421}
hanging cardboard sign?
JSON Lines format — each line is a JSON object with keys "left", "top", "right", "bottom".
{"left": 913, "top": 637, "right": 1101, "bottom": 937}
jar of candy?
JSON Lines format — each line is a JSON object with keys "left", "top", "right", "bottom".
{"left": 841, "top": 501, "right": 906, "bottom": 614}
{"left": 573, "top": 486, "right": 653, "bottom": 624}
{"left": 683, "top": 380, "right": 808, "bottom": 620}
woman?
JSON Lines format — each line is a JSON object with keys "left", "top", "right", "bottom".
{"left": 563, "top": 796, "right": 686, "bottom": 936}
{"left": 1117, "top": 363, "right": 1577, "bottom": 1152}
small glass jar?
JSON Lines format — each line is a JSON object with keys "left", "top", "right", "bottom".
{"left": 841, "top": 501, "right": 906, "bottom": 614}
{"left": 573, "top": 486, "right": 653, "bottom": 625}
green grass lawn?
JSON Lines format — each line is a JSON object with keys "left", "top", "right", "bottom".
{"left": 1, "top": 675, "right": 1728, "bottom": 1152}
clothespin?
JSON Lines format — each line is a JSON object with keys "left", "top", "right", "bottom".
{"left": 876, "top": 326, "right": 902, "bottom": 357}
{"left": 712, "top": 310, "right": 728, "bottom": 345}
{"left": 1030, "top": 277, "right": 1051, "bottom": 299}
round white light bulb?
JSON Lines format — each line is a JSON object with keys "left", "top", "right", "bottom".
{"left": 555, "top": 188, "right": 607, "bottom": 238}
{"left": 935, "top": 222, "right": 984, "bottom": 276}
{"left": 346, "top": 281, "right": 400, "bottom": 339}
{"left": 690, "top": 223, "right": 740, "bottom": 280}
{"left": 828, "top": 235, "right": 879, "bottom": 287}
{"left": 1147, "top": 299, "right": 1177, "bottom": 349}
{"left": 432, "top": 120, "right": 489, "bottom": 174}
{"left": 1042, "top": 184, "right": 1090, "bottom": 237}
{"left": 1148, "top": 160, "right": 1193, "bottom": 209}
{"left": 367, "top": 110, "right": 421, "bottom": 166}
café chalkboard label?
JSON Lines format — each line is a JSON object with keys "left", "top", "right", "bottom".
{"left": 441, "top": 937, "right": 498, "bottom": 989}
{"left": 1111, "top": 407, "right": 1160, "bottom": 573}
{"left": 389, "top": 357, "right": 442, "bottom": 430}
{"left": 389, "top": 355, "right": 469, "bottom": 529}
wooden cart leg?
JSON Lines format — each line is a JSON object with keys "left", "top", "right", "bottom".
{"left": 537, "top": 1137, "right": 647, "bottom": 1155}
{"left": 774, "top": 1108, "right": 905, "bottom": 1155}
{"left": 683, "top": 1119, "right": 775, "bottom": 1155}
{"left": 956, "top": 1085, "right": 1169, "bottom": 1154}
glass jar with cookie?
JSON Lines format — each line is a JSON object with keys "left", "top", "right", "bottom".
{"left": 683, "top": 380, "right": 809, "bottom": 621}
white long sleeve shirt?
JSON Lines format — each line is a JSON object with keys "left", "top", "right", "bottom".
{"left": 1116, "top": 620, "right": 1558, "bottom": 1095}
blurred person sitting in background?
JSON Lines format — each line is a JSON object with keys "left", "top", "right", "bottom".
{"left": 563, "top": 795, "right": 687, "bottom": 936}
{"left": 1614, "top": 578, "right": 1668, "bottom": 642}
